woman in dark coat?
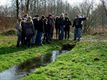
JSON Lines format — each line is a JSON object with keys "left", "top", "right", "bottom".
{"left": 24, "top": 16, "right": 34, "bottom": 48}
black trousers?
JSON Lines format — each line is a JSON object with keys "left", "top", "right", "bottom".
{"left": 26, "top": 33, "right": 33, "bottom": 48}
{"left": 64, "top": 28, "right": 70, "bottom": 39}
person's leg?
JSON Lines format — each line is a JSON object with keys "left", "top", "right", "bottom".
{"left": 56, "top": 28, "right": 58, "bottom": 39}
{"left": 46, "top": 32, "right": 48, "bottom": 43}
{"left": 37, "top": 32, "right": 43, "bottom": 46}
{"left": 46, "top": 32, "right": 51, "bottom": 43}
{"left": 17, "top": 34, "right": 22, "bottom": 47}
{"left": 32, "top": 30, "right": 36, "bottom": 45}
{"left": 17, "top": 35, "right": 20, "bottom": 47}
{"left": 60, "top": 26, "right": 64, "bottom": 40}
{"left": 62, "top": 27, "right": 64, "bottom": 40}
{"left": 26, "top": 34, "right": 30, "bottom": 48}
{"left": 77, "top": 28, "right": 82, "bottom": 41}
{"left": 68, "top": 28, "right": 70, "bottom": 39}
{"left": 65, "top": 30, "right": 67, "bottom": 39}
{"left": 21, "top": 32, "right": 24, "bottom": 45}
{"left": 58, "top": 28, "right": 60, "bottom": 39}
{"left": 74, "top": 28, "right": 77, "bottom": 40}
{"left": 50, "top": 27, "right": 54, "bottom": 40}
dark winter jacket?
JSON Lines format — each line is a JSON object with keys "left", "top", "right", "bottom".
{"left": 55, "top": 17, "right": 60, "bottom": 29}
{"left": 47, "top": 18, "right": 54, "bottom": 32}
{"left": 37, "top": 19, "right": 45, "bottom": 32}
{"left": 59, "top": 17, "right": 65, "bottom": 27}
{"left": 64, "top": 17, "right": 71, "bottom": 30}
{"left": 24, "top": 22, "right": 34, "bottom": 35}
{"left": 72, "top": 17, "right": 86, "bottom": 28}
{"left": 33, "top": 18, "right": 39, "bottom": 30}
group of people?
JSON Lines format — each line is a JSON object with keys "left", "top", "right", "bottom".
{"left": 16, "top": 13, "right": 86, "bottom": 48}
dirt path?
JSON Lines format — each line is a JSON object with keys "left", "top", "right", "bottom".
{"left": 81, "top": 33, "right": 107, "bottom": 42}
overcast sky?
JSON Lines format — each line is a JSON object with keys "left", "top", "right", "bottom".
{"left": 69, "top": 0, "right": 100, "bottom": 5}
{"left": 0, "top": 0, "right": 100, "bottom": 6}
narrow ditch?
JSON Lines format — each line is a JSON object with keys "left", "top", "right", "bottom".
{"left": 0, "top": 43, "right": 76, "bottom": 80}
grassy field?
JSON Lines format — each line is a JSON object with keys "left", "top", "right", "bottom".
{"left": 21, "top": 41, "right": 107, "bottom": 80}
{"left": 0, "top": 35, "right": 107, "bottom": 80}
{"left": 0, "top": 35, "right": 69, "bottom": 72}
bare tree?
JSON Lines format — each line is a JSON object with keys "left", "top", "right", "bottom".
{"left": 16, "top": 0, "right": 19, "bottom": 19}
{"left": 100, "top": 0, "right": 107, "bottom": 16}
{"left": 26, "top": 0, "right": 30, "bottom": 14}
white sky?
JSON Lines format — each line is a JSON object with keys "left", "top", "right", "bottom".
{"left": 67, "top": 0, "right": 100, "bottom": 5}
{"left": 0, "top": 0, "right": 100, "bottom": 6}
{"left": 0, "top": 0, "right": 11, "bottom": 6}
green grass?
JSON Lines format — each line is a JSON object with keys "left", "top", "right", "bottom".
{"left": 0, "top": 35, "right": 107, "bottom": 80}
{"left": 0, "top": 35, "right": 69, "bottom": 72}
{"left": 21, "top": 41, "right": 107, "bottom": 80}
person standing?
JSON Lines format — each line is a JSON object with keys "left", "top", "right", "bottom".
{"left": 64, "top": 17, "right": 71, "bottom": 39}
{"left": 32, "top": 15, "right": 40, "bottom": 45}
{"left": 47, "top": 14, "right": 55, "bottom": 41}
{"left": 36, "top": 16, "right": 45, "bottom": 46}
{"left": 55, "top": 16, "right": 60, "bottom": 39}
{"left": 16, "top": 18, "right": 22, "bottom": 47}
{"left": 21, "top": 14, "right": 28, "bottom": 45}
{"left": 59, "top": 13, "right": 65, "bottom": 40}
{"left": 47, "top": 14, "right": 54, "bottom": 42}
{"left": 72, "top": 15, "right": 86, "bottom": 41}
{"left": 24, "top": 16, "right": 34, "bottom": 48}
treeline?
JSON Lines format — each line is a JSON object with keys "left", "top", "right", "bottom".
{"left": 0, "top": 0, "right": 107, "bottom": 33}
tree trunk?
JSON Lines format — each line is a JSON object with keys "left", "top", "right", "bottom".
{"left": 16, "top": 0, "right": 19, "bottom": 19}
{"left": 26, "top": 0, "right": 30, "bottom": 14}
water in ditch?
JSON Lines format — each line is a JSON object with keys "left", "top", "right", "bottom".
{"left": 0, "top": 50, "right": 68, "bottom": 80}
{"left": 0, "top": 43, "right": 76, "bottom": 80}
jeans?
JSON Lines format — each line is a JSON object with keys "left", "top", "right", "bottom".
{"left": 59, "top": 26, "right": 65, "bottom": 40}
{"left": 36, "top": 31, "right": 43, "bottom": 45}
{"left": 32, "top": 30, "right": 37, "bottom": 44}
{"left": 55, "top": 28, "right": 60, "bottom": 39}
{"left": 74, "top": 28, "right": 82, "bottom": 41}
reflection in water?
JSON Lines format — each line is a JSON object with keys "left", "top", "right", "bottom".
{"left": 0, "top": 50, "right": 68, "bottom": 80}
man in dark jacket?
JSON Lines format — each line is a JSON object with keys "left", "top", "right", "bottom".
{"left": 47, "top": 14, "right": 54, "bottom": 41}
{"left": 64, "top": 17, "right": 71, "bottom": 39}
{"left": 72, "top": 15, "right": 86, "bottom": 41}
{"left": 55, "top": 16, "right": 60, "bottom": 39}
{"left": 47, "top": 14, "right": 54, "bottom": 43}
{"left": 36, "top": 16, "right": 45, "bottom": 46}
{"left": 59, "top": 13, "right": 65, "bottom": 40}
{"left": 32, "top": 15, "right": 40, "bottom": 45}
